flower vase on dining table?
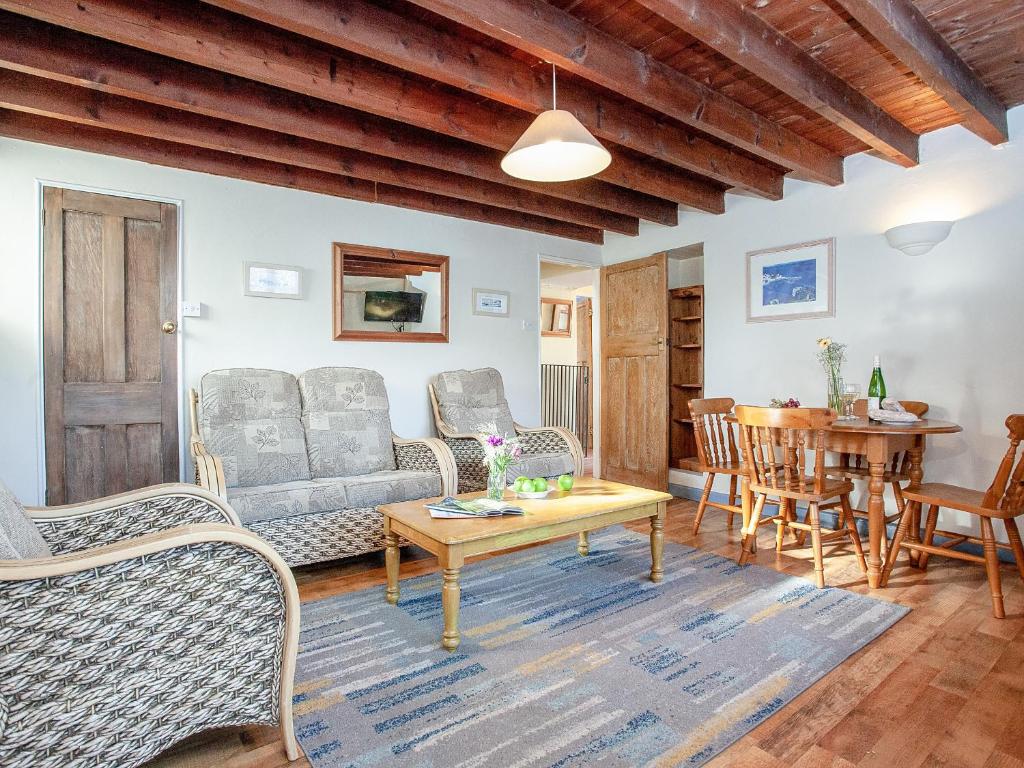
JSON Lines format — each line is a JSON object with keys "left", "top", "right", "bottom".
{"left": 817, "top": 337, "right": 847, "bottom": 416}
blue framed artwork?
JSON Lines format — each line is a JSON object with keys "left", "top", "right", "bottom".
{"left": 746, "top": 238, "right": 834, "bottom": 323}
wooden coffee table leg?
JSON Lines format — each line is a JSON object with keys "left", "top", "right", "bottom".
{"left": 441, "top": 547, "right": 464, "bottom": 652}
{"left": 384, "top": 520, "right": 400, "bottom": 605}
{"left": 650, "top": 501, "right": 666, "bottom": 583}
{"left": 577, "top": 531, "right": 590, "bottom": 556}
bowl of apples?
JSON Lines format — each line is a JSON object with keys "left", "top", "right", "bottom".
{"left": 510, "top": 476, "right": 552, "bottom": 499}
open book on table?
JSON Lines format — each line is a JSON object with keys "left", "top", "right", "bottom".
{"left": 426, "top": 496, "right": 525, "bottom": 519}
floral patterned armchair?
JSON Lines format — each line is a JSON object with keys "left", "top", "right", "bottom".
{"left": 429, "top": 367, "right": 584, "bottom": 493}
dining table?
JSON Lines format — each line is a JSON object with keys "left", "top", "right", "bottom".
{"left": 732, "top": 415, "right": 962, "bottom": 589}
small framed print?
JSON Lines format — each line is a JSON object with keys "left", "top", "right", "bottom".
{"left": 473, "top": 288, "right": 510, "bottom": 317}
{"left": 746, "top": 238, "right": 835, "bottom": 323}
{"left": 243, "top": 262, "right": 303, "bottom": 300}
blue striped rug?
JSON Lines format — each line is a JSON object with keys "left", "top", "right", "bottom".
{"left": 293, "top": 528, "right": 907, "bottom": 767}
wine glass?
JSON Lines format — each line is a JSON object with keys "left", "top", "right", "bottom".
{"left": 839, "top": 383, "right": 860, "bottom": 420}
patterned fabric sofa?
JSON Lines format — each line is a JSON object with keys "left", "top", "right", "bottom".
{"left": 0, "top": 481, "right": 299, "bottom": 768}
{"left": 429, "top": 367, "right": 584, "bottom": 493}
{"left": 190, "top": 367, "right": 456, "bottom": 567}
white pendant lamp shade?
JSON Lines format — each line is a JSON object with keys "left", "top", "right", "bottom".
{"left": 501, "top": 65, "right": 612, "bottom": 182}
{"left": 501, "top": 110, "right": 612, "bottom": 182}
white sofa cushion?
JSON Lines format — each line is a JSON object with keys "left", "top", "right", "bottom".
{"left": 200, "top": 368, "right": 311, "bottom": 488}
{"left": 0, "top": 482, "right": 51, "bottom": 560}
{"left": 226, "top": 470, "right": 440, "bottom": 524}
{"left": 298, "top": 367, "right": 397, "bottom": 479}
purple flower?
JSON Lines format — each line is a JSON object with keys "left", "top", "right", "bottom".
{"left": 486, "top": 434, "right": 505, "bottom": 447}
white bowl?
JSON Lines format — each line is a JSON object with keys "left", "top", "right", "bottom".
{"left": 509, "top": 484, "right": 552, "bottom": 499}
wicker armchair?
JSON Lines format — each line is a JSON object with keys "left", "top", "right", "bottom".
{"left": 429, "top": 368, "right": 584, "bottom": 493}
{"left": 0, "top": 483, "right": 299, "bottom": 768}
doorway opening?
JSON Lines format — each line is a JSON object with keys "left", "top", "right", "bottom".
{"left": 666, "top": 242, "right": 705, "bottom": 484}
{"left": 538, "top": 259, "right": 597, "bottom": 474}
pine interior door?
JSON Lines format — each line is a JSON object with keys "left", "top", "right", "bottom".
{"left": 43, "top": 187, "right": 179, "bottom": 505}
{"left": 599, "top": 253, "right": 669, "bottom": 490}
{"left": 576, "top": 296, "right": 594, "bottom": 452}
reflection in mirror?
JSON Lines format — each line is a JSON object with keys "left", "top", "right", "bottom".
{"left": 333, "top": 243, "right": 449, "bottom": 342}
{"left": 541, "top": 297, "right": 572, "bottom": 337}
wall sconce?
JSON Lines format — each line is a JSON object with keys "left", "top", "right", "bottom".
{"left": 884, "top": 220, "right": 955, "bottom": 256}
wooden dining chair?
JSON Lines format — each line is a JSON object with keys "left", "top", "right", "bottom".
{"left": 690, "top": 397, "right": 744, "bottom": 535}
{"left": 735, "top": 405, "right": 868, "bottom": 588}
{"left": 882, "top": 414, "right": 1024, "bottom": 618}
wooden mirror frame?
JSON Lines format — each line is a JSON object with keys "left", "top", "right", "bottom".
{"left": 332, "top": 242, "right": 449, "bottom": 343}
{"left": 540, "top": 297, "right": 573, "bottom": 337}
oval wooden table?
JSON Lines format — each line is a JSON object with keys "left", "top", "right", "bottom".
{"left": 734, "top": 416, "right": 962, "bottom": 589}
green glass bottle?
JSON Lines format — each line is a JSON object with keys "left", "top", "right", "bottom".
{"left": 867, "top": 355, "right": 886, "bottom": 412}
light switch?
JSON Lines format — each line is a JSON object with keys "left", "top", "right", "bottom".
{"left": 181, "top": 301, "right": 202, "bottom": 318}
{"left": 521, "top": 319, "right": 537, "bottom": 331}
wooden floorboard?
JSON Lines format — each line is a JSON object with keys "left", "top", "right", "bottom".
{"left": 144, "top": 495, "right": 1024, "bottom": 768}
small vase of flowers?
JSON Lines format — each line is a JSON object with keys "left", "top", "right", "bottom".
{"left": 816, "top": 337, "right": 846, "bottom": 414}
{"left": 477, "top": 423, "right": 523, "bottom": 501}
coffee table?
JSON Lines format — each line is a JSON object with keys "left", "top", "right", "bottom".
{"left": 380, "top": 476, "right": 672, "bottom": 651}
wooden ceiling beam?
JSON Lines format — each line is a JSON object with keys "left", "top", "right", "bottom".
{"left": 399, "top": 0, "right": 844, "bottom": 187}
{"left": 203, "top": 0, "right": 785, "bottom": 199}
{"left": 0, "top": 0, "right": 717, "bottom": 208}
{"left": 833, "top": 0, "right": 1008, "bottom": 145}
{"left": 0, "top": 0, "right": 720, "bottom": 207}
{"left": 0, "top": 110, "right": 604, "bottom": 243}
{"left": 0, "top": 14, "right": 687, "bottom": 224}
{"left": 0, "top": 70, "right": 640, "bottom": 234}
{"left": 634, "top": 0, "right": 920, "bottom": 167}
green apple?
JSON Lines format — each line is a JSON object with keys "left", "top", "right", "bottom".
{"left": 513, "top": 476, "right": 530, "bottom": 493}
{"left": 557, "top": 474, "right": 574, "bottom": 491}
{"left": 531, "top": 478, "right": 549, "bottom": 493}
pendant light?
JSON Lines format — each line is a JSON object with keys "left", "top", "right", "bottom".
{"left": 501, "top": 64, "right": 612, "bottom": 182}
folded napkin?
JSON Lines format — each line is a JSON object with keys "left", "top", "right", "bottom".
{"left": 868, "top": 398, "right": 919, "bottom": 423}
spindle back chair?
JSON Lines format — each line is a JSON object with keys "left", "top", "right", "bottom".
{"left": 690, "top": 398, "right": 744, "bottom": 535}
{"left": 735, "top": 405, "right": 867, "bottom": 588}
{"left": 883, "top": 414, "right": 1024, "bottom": 618}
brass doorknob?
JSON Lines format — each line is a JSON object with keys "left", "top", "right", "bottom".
{"left": 162, "top": 321, "right": 178, "bottom": 335}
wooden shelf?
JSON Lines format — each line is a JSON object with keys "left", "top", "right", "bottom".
{"left": 673, "top": 457, "right": 701, "bottom": 472}
{"left": 669, "top": 284, "right": 703, "bottom": 469}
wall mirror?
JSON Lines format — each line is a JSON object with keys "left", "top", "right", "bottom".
{"left": 540, "top": 297, "right": 572, "bottom": 337}
{"left": 333, "top": 243, "right": 449, "bottom": 343}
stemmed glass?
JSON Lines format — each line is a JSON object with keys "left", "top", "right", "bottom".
{"left": 839, "top": 383, "right": 861, "bottom": 420}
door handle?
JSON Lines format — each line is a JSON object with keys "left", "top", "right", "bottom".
{"left": 162, "top": 321, "right": 178, "bottom": 335}
{"left": 657, "top": 337, "right": 666, "bottom": 351}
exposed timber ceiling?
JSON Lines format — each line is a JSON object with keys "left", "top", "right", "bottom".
{"left": 0, "top": 0, "right": 1019, "bottom": 243}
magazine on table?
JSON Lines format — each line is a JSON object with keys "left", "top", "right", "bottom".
{"left": 426, "top": 496, "right": 525, "bottom": 519}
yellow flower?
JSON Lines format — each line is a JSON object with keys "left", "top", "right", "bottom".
{"left": 817, "top": 337, "right": 832, "bottom": 349}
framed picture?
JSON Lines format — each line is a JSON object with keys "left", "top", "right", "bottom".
{"left": 472, "top": 288, "right": 510, "bottom": 317}
{"left": 243, "top": 262, "right": 303, "bottom": 299}
{"left": 746, "top": 238, "right": 834, "bottom": 323}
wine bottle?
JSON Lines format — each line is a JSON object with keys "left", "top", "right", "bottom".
{"left": 867, "top": 355, "right": 886, "bottom": 412}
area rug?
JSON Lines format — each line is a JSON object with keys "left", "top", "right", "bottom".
{"left": 292, "top": 528, "right": 908, "bottom": 767}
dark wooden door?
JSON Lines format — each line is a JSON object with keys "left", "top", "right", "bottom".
{"left": 43, "top": 187, "right": 179, "bottom": 505}
{"left": 599, "top": 254, "right": 669, "bottom": 490}
{"left": 576, "top": 296, "right": 594, "bottom": 452}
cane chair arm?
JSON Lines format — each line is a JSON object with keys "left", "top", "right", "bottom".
{"left": 393, "top": 435, "right": 458, "bottom": 497}
{"left": 514, "top": 423, "right": 584, "bottom": 475}
{"left": 25, "top": 483, "right": 239, "bottom": 556}
{"left": 0, "top": 523, "right": 300, "bottom": 766}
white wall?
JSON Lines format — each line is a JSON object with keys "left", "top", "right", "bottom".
{"left": 0, "top": 138, "right": 600, "bottom": 504}
{"left": 669, "top": 255, "right": 704, "bottom": 289}
{"left": 604, "top": 106, "right": 1024, "bottom": 536}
